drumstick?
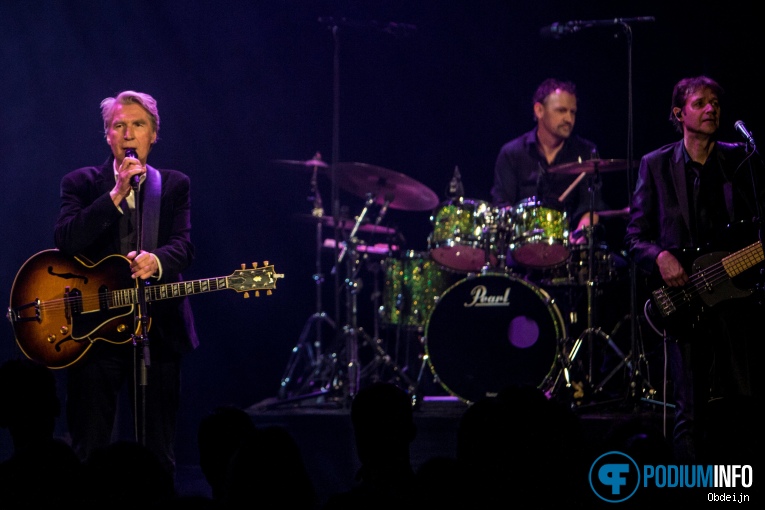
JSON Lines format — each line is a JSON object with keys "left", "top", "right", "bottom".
{"left": 557, "top": 171, "right": 587, "bottom": 203}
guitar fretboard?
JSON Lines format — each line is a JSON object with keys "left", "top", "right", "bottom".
{"left": 722, "top": 241, "right": 764, "bottom": 277}
{"left": 111, "top": 277, "right": 231, "bottom": 306}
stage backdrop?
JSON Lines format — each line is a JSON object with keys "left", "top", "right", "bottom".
{"left": 1, "top": 0, "right": 761, "bottom": 465}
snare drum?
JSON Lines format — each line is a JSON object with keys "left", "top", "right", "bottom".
{"left": 381, "top": 251, "right": 454, "bottom": 329}
{"left": 540, "top": 244, "right": 618, "bottom": 287}
{"left": 429, "top": 198, "right": 494, "bottom": 273}
{"left": 510, "top": 197, "right": 569, "bottom": 268}
{"left": 424, "top": 274, "right": 565, "bottom": 404}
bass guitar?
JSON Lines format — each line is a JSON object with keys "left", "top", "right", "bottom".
{"left": 644, "top": 239, "right": 764, "bottom": 335}
{"left": 6, "top": 249, "right": 284, "bottom": 368}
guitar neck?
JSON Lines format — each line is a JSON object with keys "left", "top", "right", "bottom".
{"left": 111, "top": 276, "right": 233, "bottom": 306}
{"left": 722, "top": 240, "right": 764, "bottom": 278}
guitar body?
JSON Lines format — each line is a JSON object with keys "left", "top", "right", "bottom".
{"left": 645, "top": 237, "right": 764, "bottom": 336}
{"left": 8, "top": 250, "right": 141, "bottom": 368}
{"left": 8, "top": 249, "right": 283, "bottom": 368}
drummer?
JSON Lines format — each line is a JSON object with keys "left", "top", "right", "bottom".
{"left": 490, "top": 78, "right": 608, "bottom": 245}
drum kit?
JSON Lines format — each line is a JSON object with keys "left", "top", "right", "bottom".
{"left": 274, "top": 155, "right": 644, "bottom": 408}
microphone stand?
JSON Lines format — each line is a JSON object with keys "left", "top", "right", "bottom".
{"left": 130, "top": 176, "right": 151, "bottom": 446}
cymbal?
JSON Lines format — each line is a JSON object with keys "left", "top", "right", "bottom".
{"left": 295, "top": 213, "right": 396, "bottom": 235}
{"left": 332, "top": 162, "right": 439, "bottom": 211}
{"left": 272, "top": 158, "right": 328, "bottom": 169}
{"left": 323, "top": 238, "right": 399, "bottom": 256}
{"left": 548, "top": 159, "right": 630, "bottom": 175}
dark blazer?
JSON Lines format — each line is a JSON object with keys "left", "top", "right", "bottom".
{"left": 53, "top": 157, "right": 199, "bottom": 355}
{"left": 625, "top": 140, "right": 764, "bottom": 276}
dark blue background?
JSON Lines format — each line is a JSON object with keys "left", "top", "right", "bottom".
{"left": 1, "top": 0, "right": 761, "bottom": 465}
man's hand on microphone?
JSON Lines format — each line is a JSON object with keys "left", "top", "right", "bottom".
{"left": 110, "top": 152, "right": 146, "bottom": 205}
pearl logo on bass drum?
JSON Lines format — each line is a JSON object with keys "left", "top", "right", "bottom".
{"left": 464, "top": 284, "right": 510, "bottom": 307}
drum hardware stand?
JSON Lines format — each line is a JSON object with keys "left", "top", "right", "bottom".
{"left": 273, "top": 154, "right": 342, "bottom": 406}
{"left": 335, "top": 193, "right": 398, "bottom": 403}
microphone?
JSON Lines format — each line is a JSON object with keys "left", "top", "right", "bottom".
{"left": 318, "top": 17, "right": 416, "bottom": 37}
{"left": 375, "top": 192, "right": 395, "bottom": 226}
{"left": 540, "top": 16, "right": 655, "bottom": 39}
{"left": 734, "top": 120, "right": 756, "bottom": 148}
{"left": 448, "top": 166, "right": 464, "bottom": 197}
{"left": 124, "top": 148, "right": 141, "bottom": 189}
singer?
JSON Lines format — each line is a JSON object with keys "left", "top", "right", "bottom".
{"left": 625, "top": 76, "right": 765, "bottom": 468}
{"left": 53, "top": 90, "right": 198, "bottom": 481}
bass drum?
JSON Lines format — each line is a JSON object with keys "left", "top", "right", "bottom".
{"left": 424, "top": 274, "right": 565, "bottom": 404}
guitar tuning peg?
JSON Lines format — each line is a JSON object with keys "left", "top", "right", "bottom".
{"left": 252, "top": 262, "right": 258, "bottom": 268}
{"left": 266, "top": 290, "right": 272, "bottom": 296}
{"left": 264, "top": 260, "right": 269, "bottom": 266}
{"left": 243, "top": 292, "right": 250, "bottom": 298}
{"left": 255, "top": 291, "right": 260, "bottom": 297}
{"left": 241, "top": 263, "right": 246, "bottom": 270}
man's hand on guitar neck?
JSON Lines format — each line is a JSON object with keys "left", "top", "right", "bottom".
{"left": 657, "top": 250, "right": 690, "bottom": 287}
{"left": 127, "top": 250, "right": 161, "bottom": 280}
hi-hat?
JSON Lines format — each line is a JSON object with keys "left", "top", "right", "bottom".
{"left": 332, "top": 162, "right": 439, "bottom": 211}
{"left": 548, "top": 159, "right": 630, "bottom": 175}
{"left": 272, "top": 158, "right": 328, "bottom": 169}
{"left": 295, "top": 213, "right": 396, "bottom": 235}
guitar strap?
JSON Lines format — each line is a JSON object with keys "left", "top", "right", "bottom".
{"left": 141, "top": 166, "right": 161, "bottom": 251}
{"left": 723, "top": 181, "right": 734, "bottom": 221}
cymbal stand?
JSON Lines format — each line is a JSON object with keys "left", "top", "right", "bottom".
{"left": 276, "top": 155, "right": 338, "bottom": 404}
{"left": 335, "top": 194, "right": 377, "bottom": 401}
{"left": 557, "top": 166, "right": 628, "bottom": 404}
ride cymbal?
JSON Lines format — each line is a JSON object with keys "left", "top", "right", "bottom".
{"left": 548, "top": 159, "right": 630, "bottom": 175}
{"left": 332, "top": 162, "right": 439, "bottom": 211}
{"left": 272, "top": 158, "right": 328, "bottom": 169}
{"left": 295, "top": 213, "right": 396, "bottom": 235}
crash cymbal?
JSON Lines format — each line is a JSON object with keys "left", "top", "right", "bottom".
{"left": 332, "top": 162, "right": 439, "bottom": 211}
{"left": 272, "top": 158, "right": 328, "bottom": 169}
{"left": 295, "top": 213, "right": 396, "bottom": 235}
{"left": 548, "top": 159, "right": 630, "bottom": 175}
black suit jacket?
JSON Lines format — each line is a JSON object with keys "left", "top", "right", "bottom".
{"left": 53, "top": 157, "right": 199, "bottom": 355}
{"left": 625, "top": 140, "right": 764, "bottom": 276}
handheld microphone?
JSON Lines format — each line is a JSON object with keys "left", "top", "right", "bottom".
{"left": 124, "top": 148, "right": 141, "bottom": 189}
{"left": 734, "top": 120, "right": 756, "bottom": 148}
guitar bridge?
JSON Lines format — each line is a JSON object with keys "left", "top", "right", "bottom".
{"left": 6, "top": 300, "right": 41, "bottom": 323}
{"left": 651, "top": 289, "right": 675, "bottom": 317}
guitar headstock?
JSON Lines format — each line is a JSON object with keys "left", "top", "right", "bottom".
{"left": 230, "top": 262, "right": 284, "bottom": 298}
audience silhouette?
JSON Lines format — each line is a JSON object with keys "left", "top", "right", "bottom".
{"left": 223, "top": 424, "right": 318, "bottom": 509}
{"left": 456, "top": 383, "right": 593, "bottom": 508}
{"left": 321, "top": 382, "right": 418, "bottom": 510}
{"left": 81, "top": 439, "right": 178, "bottom": 508}
{"left": 197, "top": 404, "right": 258, "bottom": 501}
{"left": 0, "top": 357, "right": 84, "bottom": 510}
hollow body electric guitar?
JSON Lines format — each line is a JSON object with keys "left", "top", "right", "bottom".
{"left": 644, "top": 239, "right": 764, "bottom": 335}
{"left": 7, "top": 249, "right": 284, "bottom": 368}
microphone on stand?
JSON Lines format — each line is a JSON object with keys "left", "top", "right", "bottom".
{"left": 734, "top": 120, "right": 757, "bottom": 148}
{"left": 448, "top": 166, "right": 464, "bottom": 198}
{"left": 375, "top": 192, "right": 395, "bottom": 226}
{"left": 540, "top": 16, "right": 655, "bottom": 39}
{"left": 124, "top": 148, "right": 141, "bottom": 190}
